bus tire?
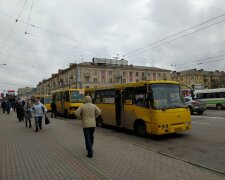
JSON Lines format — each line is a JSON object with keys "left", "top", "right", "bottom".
{"left": 134, "top": 121, "right": 147, "bottom": 137}
{"left": 216, "top": 104, "right": 223, "bottom": 110}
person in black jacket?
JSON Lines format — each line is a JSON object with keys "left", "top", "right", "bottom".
{"left": 50, "top": 101, "right": 57, "bottom": 118}
{"left": 16, "top": 102, "right": 24, "bottom": 121}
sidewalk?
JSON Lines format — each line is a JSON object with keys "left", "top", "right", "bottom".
{"left": 0, "top": 111, "right": 224, "bottom": 180}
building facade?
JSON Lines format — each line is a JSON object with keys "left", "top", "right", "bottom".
{"left": 171, "top": 69, "right": 225, "bottom": 89}
{"left": 17, "top": 87, "right": 37, "bottom": 99}
{"left": 37, "top": 59, "right": 171, "bottom": 95}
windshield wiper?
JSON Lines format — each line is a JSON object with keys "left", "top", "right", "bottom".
{"left": 162, "top": 104, "right": 185, "bottom": 111}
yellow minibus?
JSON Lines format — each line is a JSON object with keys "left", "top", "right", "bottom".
{"left": 86, "top": 81, "right": 191, "bottom": 136}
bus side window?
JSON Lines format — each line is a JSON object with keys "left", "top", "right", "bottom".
{"left": 95, "top": 91, "right": 102, "bottom": 104}
{"left": 125, "top": 87, "right": 134, "bottom": 105}
{"left": 102, "top": 90, "right": 115, "bottom": 104}
{"left": 65, "top": 91, "right": 69, "bottom": 102}
{"left": 134, "top": 86, "right": 147, "bottom": 108}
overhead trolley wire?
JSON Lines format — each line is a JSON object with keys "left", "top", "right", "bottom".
{"left": 0, "top": 0, "right": 28, "bottom": 54}
{"left": 127, "top": 19, "right": 225, "bottom": 58}
{"left": 125, "top": 13, "right": 225, "bottom": 57}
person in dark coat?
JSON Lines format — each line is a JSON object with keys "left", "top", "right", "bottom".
{"left": 1, "top": 100, "right": 6, "bottom": 113}
{"left": 16, "top": 102, "right": 24, "bottom": 121}
{"left": 50, "top": 101, "right": 57, "bottom": 118}
{"left": 5, "top": 100, "right": 11, "bottom": 114}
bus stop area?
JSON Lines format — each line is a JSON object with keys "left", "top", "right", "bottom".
{"left": 0, "top": 112, "right": 224, "bottom": 180}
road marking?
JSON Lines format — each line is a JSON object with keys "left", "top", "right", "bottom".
{"left": 192, "top": 116, "right": 225, "bottom": 120}
{"left": 192, "top": 121, "right": 210, "bottom": 125}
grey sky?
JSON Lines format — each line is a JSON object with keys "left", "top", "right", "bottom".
{"left": 1, "top": 0, "right": 225, "bottom": 92}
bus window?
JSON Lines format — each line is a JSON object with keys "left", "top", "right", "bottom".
{"left": 125, "top": 87, "right": 134, "bottom": 105}
{"left": 134, "top": 86, "right": 146, "bottom": 108}
{"left": 95, "top": 91, "right": 102, "bottom": 103}
{"left": 70, "top": 91, "right": 84, "bottom": 103}
{"left": 65, "top": 91, "right": 69, "bottom": 102}
{"left": 102, "top": 90, "right": 115, "bottom": 104}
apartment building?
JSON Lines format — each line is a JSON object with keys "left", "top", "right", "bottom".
{"left": 37, "top": 58, "right": 171, "bottom": 95}
{"left": 171, "top": 69, "right": 225, "bottom": 89}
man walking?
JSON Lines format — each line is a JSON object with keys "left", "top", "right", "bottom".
{"left": 50, "top": 100, "right": 57, "bottom": 118}
{"left": 75, "top": 96, "right": 101, "bottom": 158}
{"left": 31, "top": 97, "right": 47, "bottom": 132}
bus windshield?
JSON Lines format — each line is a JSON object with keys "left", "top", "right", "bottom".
{"left": 70, "top": 91, "right": 84, "bottom": 103}
{"left": 150, "top": 84, "right": 186, "bottom": 110}
{"left": 44, "top": 97, "right": 52, "bottom": 104}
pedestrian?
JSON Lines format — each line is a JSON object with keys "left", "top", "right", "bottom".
{"left": 1, "top": 99, "right": 6, "bottom": 113}
{"left": 24, "top": 99, "right": 32, "bottom": 128}
{"left": 75, "top": 96, "right": 101, "bottom": 158}
{"left": 30, "top": 97, "right": 47, "bottom": 132}
{"left": 50, "top": 100, "right": 57, "bottom": 118}
{"left": 16, "top": 102, "right": 25, "bottom": 122}
{"left": 5, "top": 99, "right": 11, "bottom": 114}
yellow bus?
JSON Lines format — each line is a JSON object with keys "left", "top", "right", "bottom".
{"left": 32, "top": 95, "right": 52, "bottom": 111}
{"left": 85, "top": 81, "right": 191, "bottom": 136}
{"left": 52, "top": 88, "right": 85, "bottom": 117}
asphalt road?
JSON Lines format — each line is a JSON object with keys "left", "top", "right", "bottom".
{"left": 82, "top": 109, "right": 225, "bottom": 174}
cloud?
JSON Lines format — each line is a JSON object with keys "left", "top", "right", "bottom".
{"left": 1, "top": 0, "right": 225, "bottom": 92}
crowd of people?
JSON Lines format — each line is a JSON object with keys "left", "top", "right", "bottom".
{"left": 1, "top": 95, "right": 101, "bottom": 158}
{"left": 0, "top": 97, "right": 52, "bottom": 132}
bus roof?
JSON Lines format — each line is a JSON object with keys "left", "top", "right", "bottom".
{"left": 86, "top": 80, "right": 180, "bottom": 91}
{"left": 51, "top": 88, "right": 85, "bottom": 94}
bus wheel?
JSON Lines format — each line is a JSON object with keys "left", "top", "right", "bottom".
{"left": 135, "top": 121, "right": 147, "bottom": 137}
{"left": 216, "top": 104, "right": 223, "bottom": 110}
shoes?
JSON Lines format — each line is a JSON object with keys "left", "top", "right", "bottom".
{"left": 35, "top": 127, "right": 38, "bottom": 132}
{"left": 39, "top": 125, "right": 42, "bottom": 129}
{"left": 86, "top": 154, "right": 93, "bottom": 158}
{"left": 29, "top": 125, "right": 32, "bottom": 128}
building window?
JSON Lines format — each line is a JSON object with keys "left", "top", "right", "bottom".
{"left": 86, "top": 86, "right": 89, "bottom": 89}
{"left": 85, "top": 78, "right": 90, "bottom": 83}
{"left": 142, "top": 72, "right": 144, "bottom": 76}
{"left": 116, "top": 71, "right": 119, "bottom": 75}
{"left": 94, "top": 78, "right": 98, "bottom": 82}
{"left": 123, "top": 79, "right": 126, "bottom": 83}
{"left": 109, "top": 71, "right": 112, "bottom": 75}
{"left": 109, "top": 78, "right": 113, "bottom": 83}
{"left": 136, "top": 79, "right": 139, "bottom": 82}
{"left": 158, "top": 73, "right": 161, "bottom": 78}
{"left": 123, "top": 71, "right": 126, "bottom": 76}
{"left": 130, "top": 72, "right": 133, "bottom": 76}
{"left": 94, "top": 70, "right": 97, "bottom": 74}
{"left": 136, "top": 72, "right": 139, "bottom": 76}
{"left": 148, "top": 73, "right": 150, "bottom": 76}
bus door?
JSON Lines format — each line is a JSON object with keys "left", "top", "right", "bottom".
{"left": 124, "top": 87, "right": 136, "bottom": 130}
{"left": 115, "top": 90, "right": 123, "bottom": 127}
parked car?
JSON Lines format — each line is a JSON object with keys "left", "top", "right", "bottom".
{"left": 184, "top": 96, "right": 207, "bottom": 115}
